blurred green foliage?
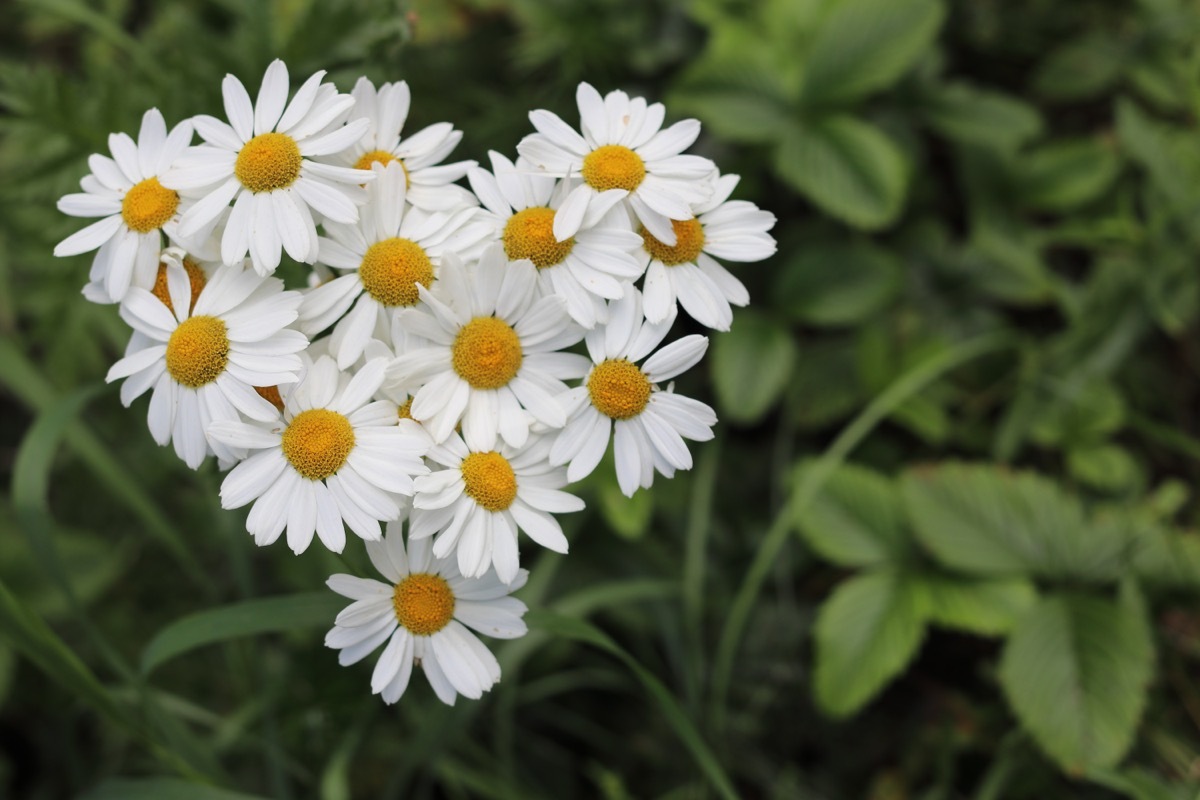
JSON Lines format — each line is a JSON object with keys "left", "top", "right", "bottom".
{"left": 3, "top": 0, "right": 1200, "bottom": 797}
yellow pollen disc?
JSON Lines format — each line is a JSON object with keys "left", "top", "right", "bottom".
{"left": 451, "top": 317, "right": 523, "bottom": 390}
{"left": 235, "top": 132, "right": 302, "bottom": 193}
{"left": 358, "top": 238, "right": 434, "bottom": 307}
{"left": 165, "top": 315, "right": 229, "bottom": 388}
{"left": 581, "top": 144, "right": 646, "bottom": 192}
{"left": 641, "top": 217, "right": 705, "bottom": 266}
{"left": 151, "top": 256, "right": 207, "bottom": 313}
{"left": 281, "top": 409, "right": 356, "bottom": 481}
{"left": 460, "top": 451, "right": 518, "bottom": 512}
{"left": 121, "top": 177, "right": 179, "bottom": 233}
{"left": 587, "top": 358, "right": 651, "bottom": 420}
{"left": 397, "top": 397, "right": 414, "bottom": 421}
{"left": 254, "top": 385, "right": 285, "bottom": 411}
{"left": 392, "top": 573, "right": 455, "bottom": 636}
{"left": 503, "top": 207, "right": 574, "bottom": 268}
{"left": 353, "top": 149, "right": 410, "bottom": 187}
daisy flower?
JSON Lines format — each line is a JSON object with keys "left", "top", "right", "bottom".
{"left": 297, "top": 161, "right": 491, "bottom": 368}
{"left": 638, "top": 173, "right": 777, "bottom": 331}
{"left": 54, "top": 108, "right": 201, "bottom": 303}
{"left": 325, "top": 523, "right": 527, "bottom": 705}
{"left": 327, "top": 77, "right": 478, "bottom": 212}
{"left": 385, "top": 245, "right": 589, "bottom": 449}
{"left": 167, "top": 59, "right": 374, "bottom": 275}
{"left": 469, "top": 151, "right": 644, "bottom": 329}
{"left": 411, "top": 431, "right": 582, "bottom": 583}
{"left": 550, "top": 288, "right": 716, "bottom": 497}
{"left": 105, "top": 256, "right": 308, "bottom": 469}
{"left": 207, "top": 356, "right": 431, "bottom": 554}
{"left": 516, "top": 82, "right": 716, "bottom": 247}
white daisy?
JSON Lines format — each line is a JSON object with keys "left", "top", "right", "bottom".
{"left": 207, "top": 356, "right": 431, "bottom": 554}
{"left": 54, "top": 108, "right": 202, "bottom": 303}
{"left": 469, "top": 151, "right": 644, "bottom": 329}
{"left": 638, "top": 173, "right": 777, "bottom": 331}
{"left": 550, "top": 288, "right": 716, "bottom": 497}
{"left": 166, "top": 59, "right": 374, "bottom": 275}
{"left": 411, "top": 431, "right": 581, "bottom": 583}
{"left": 516, "top": 82, "right": 716, "bottom": 247}
{"left": 325, "top": 522, "right": 527, "bottom": 705}
{"left": 385, "top": 245, "right": 590, "bottom": 449}
{"left": 297, "top": 161, "right": 492, "bottom": 368}
{"left": 327, "top": 77, "right": 478, "bottom": 212}
{"left": 105, "top": 256, "right": 308, "bottom": 469}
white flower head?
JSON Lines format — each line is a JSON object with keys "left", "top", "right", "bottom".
{"left": 639, "top": 172, "right": 777, "bottom": 331}
{"left": 298, "top": 160, "right": 492, "bottom": 368}
{"left": 167, "top": 59, "right": 375, "bottom": 276}
{"left": 325, "top": 522, "right": 528, "bottom": 705}
{"left": 55, "top": 108, "right": 204, "bottom": 304}
{"left": 385, "top": 245, "right": 590, "bottom": 450}
{"left": 208, "top": 355, "right": 431, "bottom": 554}
{"left": 469, "top": 151, "right": 644, "bottom": 329}
{"left": 517, "top": 82, "right": 717, "bottom": 247}
{"left": 329, "top": 77, "right": 478, "bottom": 212}
{"left": 105, "top": 254, "right": 308, "bottom": 469}
{"left": 550, "top": 287, "right": 716, "bottom": 496}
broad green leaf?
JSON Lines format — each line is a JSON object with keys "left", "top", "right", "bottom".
{"left": 141, "top": 593, "right": 345, "bottom": 675}
{"left": 596, "top": 479, "right": 654, "bottom": 539}
{"left": 1132, "top": 524, "right": 1200, "bottom": 590}
{"left": 670, "top": 89, "right": 792, "bottom": 144}
{"left": 917, "top": 574, "right": 1036, "bottom": 636}
{"left": 966, "top": 222, "right": 1054, "bottom": 305}
{"left": 920, "top": 82, "right": 1042, "bottom": 151}
{"left": 999, "top": 587, "right": 1153, "bottom": 773}
{"left": 1067, "top": 443, "right": 1140, "bottom": 493}
{"left": 1032, "top": 33, "right": 1126, "bottom": 102}
{"left": 1029, "top": 379, "right": 1125, "bottom": 448}
{"left": 775, "top": 241, "right": 902, "bottom": 327}
{"left": 1116, "top": 98, "right": 1195, "bottom": 211}
{"left": 774, "top": 116, "right": 909, "bottom": 229}
{"left": 710, "top": 310, "right": 796, "bottom": 424}
{"left": 793, "top": 461, "right": 910, "bottom": 567}
{"left": 1087, "top": 767, "right": 1199, "bottom": 800}
{"left": 1015, "top": 139, "right": 1121, "bottom": 212}
{"left": 788, "top": 336, "right": 864, "bottom": 429}
{"left": 800, "top": 0, "right": 946, "bottom": 106}
{"left": 814, "top": 570, "right": 927, "bottom": 717}
{"left": 901, "top": 463, "right": 1129, "bottom": 580}
{"left": 79, "top": 778, "right": 269, "bottom": 800}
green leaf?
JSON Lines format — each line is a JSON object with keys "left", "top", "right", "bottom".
{"left": 596, "top": 479, "right": 654, "bottom": 539}
{"left": 1015, "top": 139, "right": 1121, "bottom": 212}
{"left": 901, "top": 463, "right": 1129, "bottom": 580}
{"left": 920, "top": 82, "right": 1042, "bottom": 151}
{"left": 710, "top": 310, "right": 796, "bottom": 424}
{"left": 140, "top": 593, "right": 345, "bottom": 675}
{"left": 775, "top": 116, "right": 909, "bottom": 229}
{"left": 1032, "top": 33, "right": 1126, "bottom": 102}
{"left": 79, "top": 778, "right": 270, "bottom": 800}
{"left": 813, "top": 570, "right": 927, "bottom": 717}
{"left": 1067, "top": 443, "right": 1140, "bottom": 493}
{"left": 1132, "top": 525, "right": 1200, "bottom": 590}
{"left": 793, "top": 461, "right": 910, "bottom": 567}
{"left": 1029, "top": 379, "right": 1126, "bottom": 448}
{"left": 917, "top": 574, "right": 1036, "bottom": 636}
{"left": 1116, "top": 98, "right": 1195, "bottom": 211}
{"left": 774, "top": 241, "right": 902, "bottom": 327}
{"left": 670, "top": 89, "right": 792, "bottom": 144}
{"left": 1087, "top": 767, "right": 1199, "bottom": 800}
{"left": 998, "top": 587, "right": 1153, "bottom": 773}
{"left": 800, "top": 0, "right": 946, "bottom": 106}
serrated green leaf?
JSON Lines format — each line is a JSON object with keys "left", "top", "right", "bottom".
{"left": 921, "top": 82, "right": 1042, "bottom": 150}
{"left": 1067, "top": 443, "right": 1140, "bottom": 493}
{"left": 793, "top": 461, "right": 910, "bottom": 567}
{"left": 774, "top": 241, "right": 902, "bottom": 327}
{"left": 813, "top": 570, "right": 927, "bottom": 717}
{"left": 1015, "top": 139, "right": 1121, "bottom": 212}
{"left": 1030, "top": 379, "right": 1126, "bottom": 448}
{"left": 1132, "top": 524, "right": 1200, "bottom": 590}
{"left": 710, "top": 310, "right": 796, "bottom": 424}
{"left": 140, "top": 593, "right": 345, "bottom": 675}
{"left": 917, "top": 574, "right": 1036, "bottom": 636}
{"left": 774, "top": 116, "right": 909, "bottom": 229}
{"left": 999, "top": 587, "right": 1153, "bottom": 773}
{"left": 800, "top": 0, "right": 946, "bottom": 106}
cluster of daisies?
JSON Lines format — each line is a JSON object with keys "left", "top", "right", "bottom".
{"left": 55, "top": 61, "right": 776, "bottom": 706}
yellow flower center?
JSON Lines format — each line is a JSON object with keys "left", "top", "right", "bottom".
{"left": 281, "top": 409, "right": 356, "bottom": 481}
{"left": 581, "top": 145, "right": 645, "bottom": 192}
{"left": 392, "top": 573, "right": 455, "bottom": 636}
{"left": 353, "top": 150, "right": 410, "bottom": 187}
{"left": 451, "top": 317, "right": 523, "bottom": 390}
{"left": 235, "top": 132, "right": 302, "bottom": 193}
{"left": 151, "top": 256, "right": 207, "bottom": 314}
{"left": 165, "top": 315, "right": 229, "bottom": 388}
{"left": 640, "top": 218, "right": 706, "bottom": 266}
{"left": 358, "top": 238, "right": 434, "bottom": 307}
{"left": 587, "top": 358, "right": 651, "bottom": 420}
{"left": 397, "top": 397, "right": 413, "bottom": 420}
{"left": 460, "top": 451, "right": 518, "bottom": 512}
{"left": 121, "top": 177, "right": 179, "bottom": 234}
{"left": 254, "top": 385, "right": 285, "bottom": 411}
{"left": 502, "top": 207, "right": 574, "bottom": 268}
